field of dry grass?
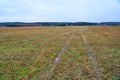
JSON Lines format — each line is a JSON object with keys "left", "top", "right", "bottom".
{"left": 0, "top": 26, "right": 120, "bottom": 80}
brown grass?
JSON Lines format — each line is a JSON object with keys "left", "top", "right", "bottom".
{"left": 0, "top": 26, "right": 120, "bottom": 80}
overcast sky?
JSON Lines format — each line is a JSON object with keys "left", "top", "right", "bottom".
{"left": 0, "top": 0, "right": 120, "bottom": 22}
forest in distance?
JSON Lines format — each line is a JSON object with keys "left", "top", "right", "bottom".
{"left": 0, "top": 22, "right": 120, "bottom": 27}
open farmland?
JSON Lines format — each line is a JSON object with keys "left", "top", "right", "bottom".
{"left": 0, "top": 26, "right": 120, "bottom": 80}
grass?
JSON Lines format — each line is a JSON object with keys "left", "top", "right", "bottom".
{"left": 0, "top": 26, "right": 120, "bottom": 80}
{"left": 83, "top": 27, "right": 120, "bottom": 80}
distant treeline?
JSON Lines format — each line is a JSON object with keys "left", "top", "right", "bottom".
{"left": 0, "top": 22, "right": 120, "bottom": 27}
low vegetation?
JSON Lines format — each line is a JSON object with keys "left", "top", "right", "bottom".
{"left": 0, "top": 26, "right": 120, "bottom": 80}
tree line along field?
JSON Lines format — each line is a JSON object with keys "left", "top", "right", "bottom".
{"left": 0, "top": 26, "right": 120, "bottom": 80}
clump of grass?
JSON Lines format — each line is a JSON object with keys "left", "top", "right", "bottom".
{"left": 0, "top": 73, "right": 6, "bottom": 80}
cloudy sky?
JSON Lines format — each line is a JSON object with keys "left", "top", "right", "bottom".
{"left": 0, "top": 0, "right": 120, "bottom": 22}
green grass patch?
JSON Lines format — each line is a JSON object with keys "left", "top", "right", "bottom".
{"left": 0, "top": 73, "right": 6, "bottom": 80}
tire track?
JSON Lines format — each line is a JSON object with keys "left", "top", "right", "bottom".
{"left": 39, "top": 29, "right": 76, "bottom": 79}
{"left": 80, "top": 32, "right": 102, "bottom": 80}
{"left": 22, "top": 30, "right": 74, "bottom": 80}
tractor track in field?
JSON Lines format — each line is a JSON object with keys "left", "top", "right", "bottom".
{"left": 38, "top": 29, "right": 76, "bottom": 79}
{"left": 24, "top": 28, "right": 101, "bottom": 80}
{"left": 80, "top": 32, "right": 102, "bottom": 80}
{"left": 22, "top": 30, "right": 74, "bottom": 80}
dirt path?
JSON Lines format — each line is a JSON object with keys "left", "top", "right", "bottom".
{"left": 80, "top": 32, "right": 102, "bottom": 80}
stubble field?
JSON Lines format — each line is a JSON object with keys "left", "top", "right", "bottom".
{"left": 0, "top": 26, "right": 120, "bottom": 80}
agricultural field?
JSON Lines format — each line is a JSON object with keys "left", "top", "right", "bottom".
{"left": 0, "top": 26, "right": 120, "bottom": 80}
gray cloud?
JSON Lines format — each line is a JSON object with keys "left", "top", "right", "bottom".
{"left": 0, "top": 0, "right": 120, "bottom": 22}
